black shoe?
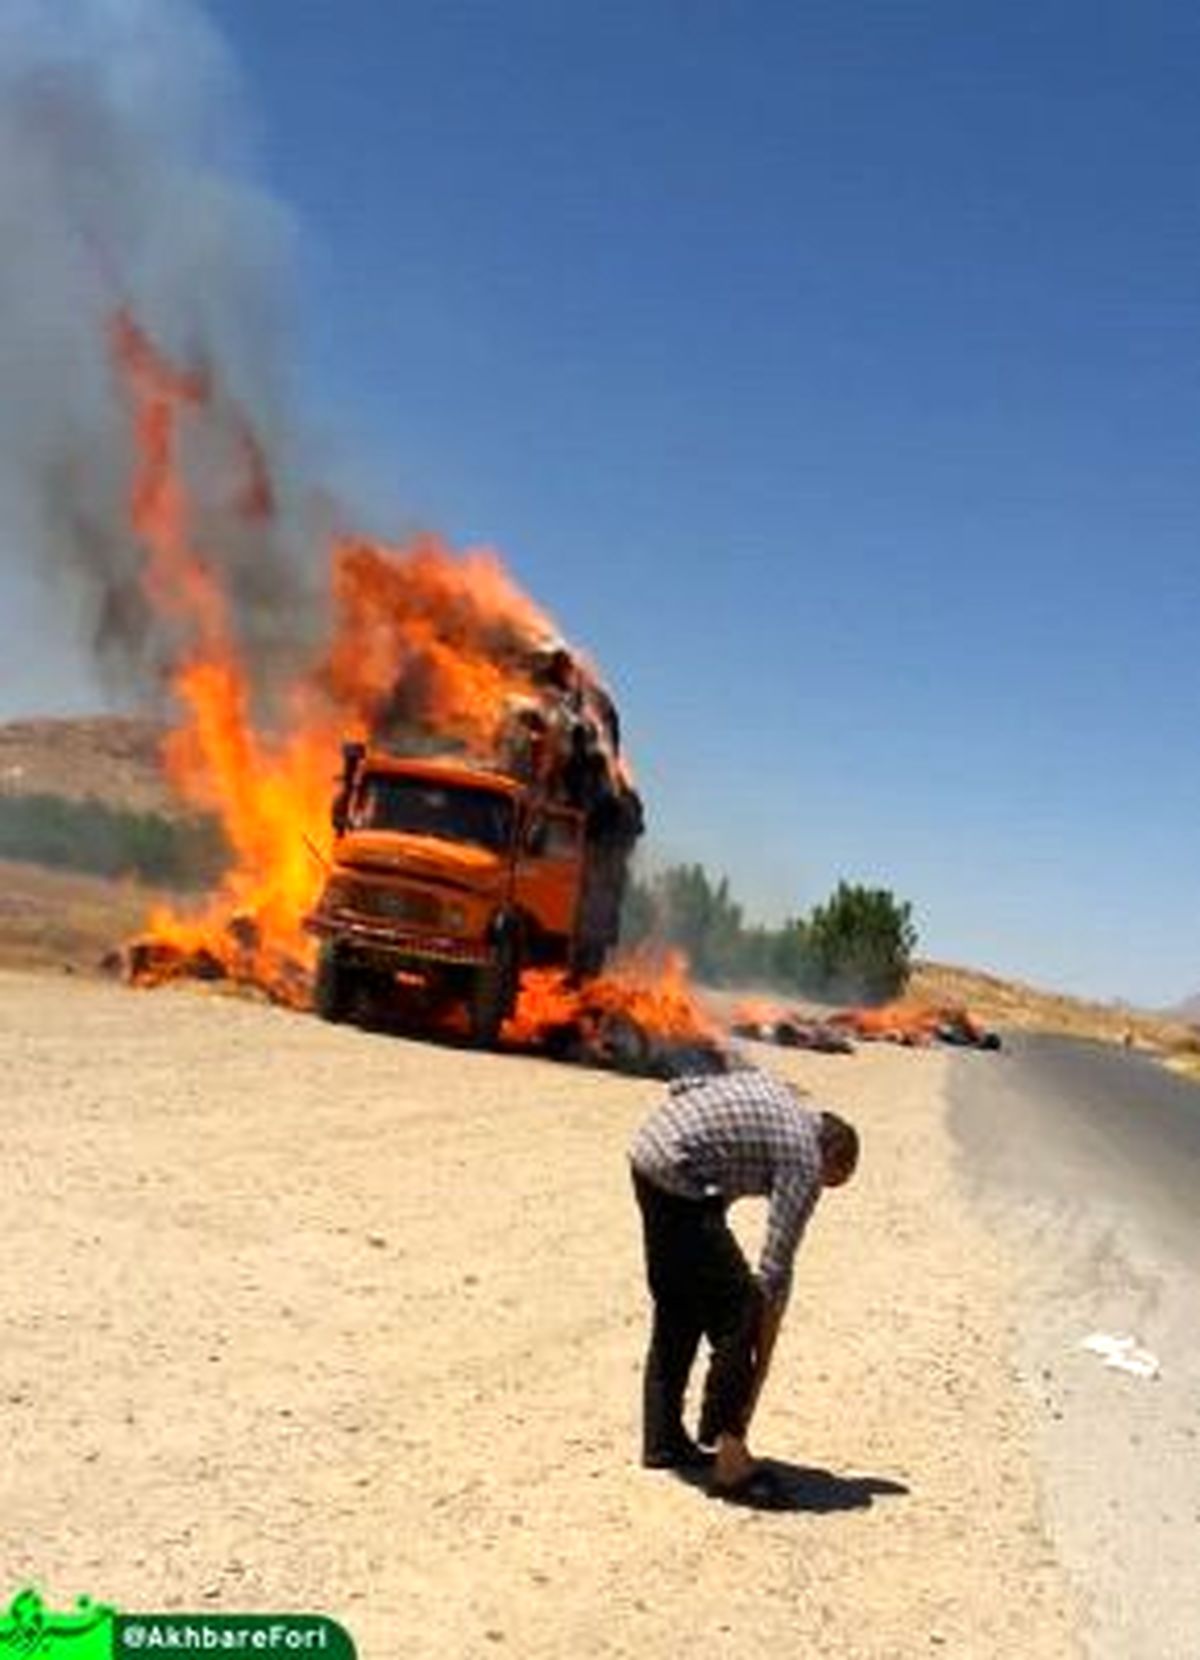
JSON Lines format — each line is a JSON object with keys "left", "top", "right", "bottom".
{"left": 642, "top": 1438, "right": 717, "bottom": 1471}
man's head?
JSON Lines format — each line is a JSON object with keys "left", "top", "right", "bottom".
{"left": 817, "top": 1111, "right": 859, "bottom": 1187}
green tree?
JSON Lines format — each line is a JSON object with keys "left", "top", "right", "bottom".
{"left": 619, "top": 864, "right": 917, "bottom": 1001}
{"left": 805, "top": 881, "right": 916, "bottom": 1003}
{"left": 0, "top": 793, "right": 227, "bottom": 889}
{"left": 769, "top": 917, "right": 813, "bottom": 990}
{"left": 654, "top": 864, "right": 745, "bottom": 983}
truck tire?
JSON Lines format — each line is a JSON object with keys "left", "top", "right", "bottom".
{"left": 467, "top": 939, "right": 518, "bottom": 1048}
{"left": 313, "top": 942, "right": 353, "bottom": 1023}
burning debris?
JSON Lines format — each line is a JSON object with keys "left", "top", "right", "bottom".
{"left": 111, "top": 930, "right": 730, "bottom": 1079}
{"left": 2, "top": 4, "right": 689, "bottom": 1076}
{"left": 505, "top": 954, "right": 730, "bottom": 1077}
{"left": 727, "top": 995, "right": 1002, "bottom": 1055}
{"left": 828, "top": 1001, "right": 1001, "bottom": 1051}
{"left": 99, "top": 311, "right": 695, "bottom": 1071}
{"left": 111, "top": 912, "right": 311, "bottom": 1010}
{"left": 95, "top": 312, "right": 999, "bottom": 1080}
{"left": 730, "top": 998, "right": 856, "bottom": 1054}
{"left": 107, "top": 310, "right": 337, "bottom": 992}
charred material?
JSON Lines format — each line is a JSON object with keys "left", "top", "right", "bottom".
{"left": 497, "top": 639, "right": 643, "bottom": 972}
{"left": 536, "top": 1010, "right": 730, "bottom": 1079}
{"left": 731, "top": 1016, "right": 855, "bottom": 1054}
{"left": 113, "top": 915, "right": 310, "bottom": 1008}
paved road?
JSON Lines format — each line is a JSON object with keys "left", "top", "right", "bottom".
{"left": 948, "top": 1034, "right": 1200, "bottom": 1660}
{"left": 950, "top": 1032, "right": 1200, "bottom": 1266}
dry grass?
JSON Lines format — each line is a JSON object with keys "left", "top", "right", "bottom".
{"left": 0, "top": 716, "right": 201, "bottom": 978}
{"left": 0, "top": 858, "right": 165, "bottom": 974}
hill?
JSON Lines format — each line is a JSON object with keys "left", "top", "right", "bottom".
{"left": 908, "top": 959, "right": 1198, "bottom": 1056}
{"left": 0, "top": 714, "right": 175, "bottom": 815}
{"left": 1164, "top": 990, "right": 1200, "bottom": 1024}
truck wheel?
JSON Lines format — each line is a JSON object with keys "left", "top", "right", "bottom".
{"left": 467, "top": 940, "right": 517, "bottom": 1048}
{"left": 313, "top": 943, "right": 353, "bottom": 1023}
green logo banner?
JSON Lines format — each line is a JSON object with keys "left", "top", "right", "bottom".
{"left": 0, "top": 1592, "right": 355, "bottom": 1660}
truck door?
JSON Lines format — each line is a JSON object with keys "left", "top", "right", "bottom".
{"left": 515, "top": 807, "right": 584, "bottom": 942}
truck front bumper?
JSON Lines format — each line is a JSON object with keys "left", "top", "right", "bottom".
{"left": 304, "top": 910, "right": 493, "bottom": 968}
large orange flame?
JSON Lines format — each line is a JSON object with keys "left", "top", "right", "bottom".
{"left": 827, "top": 999, "right": 987, "bottom": 1046}
{"left": 325, "top": 537, "right": 550, "bottom": 751}
{"left": 111, "top": 311, "right": 690, "bottom": 1052}
{"left": 112, "top": 310, "right": 342, "bottom": 996}
{"left": 506, "top": 950, "right": 718, "bottom": 1047}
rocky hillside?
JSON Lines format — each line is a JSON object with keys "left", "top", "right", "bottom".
{"left": 0, "top": 715, "right": 175, "bottom": 815}
{"left": 909, "top": 959, "right": 1199, "bottom": 1056}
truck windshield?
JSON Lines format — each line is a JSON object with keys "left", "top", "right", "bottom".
{"left": 351, "top": 774, "right": 515, "bottom": 854}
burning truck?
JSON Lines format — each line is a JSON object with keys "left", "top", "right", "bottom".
{"left": 304, "top": 644, "right": 644, "bottom": 1043}
{"left": 103, "top": 312, "right": 728, "bottom": 1073}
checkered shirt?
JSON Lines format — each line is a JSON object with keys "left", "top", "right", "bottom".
{"left": 629, "top": 1068, "right": 824, "bottom": 1302}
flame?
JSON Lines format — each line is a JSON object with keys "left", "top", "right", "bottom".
{"left": 325, "top": 536, "right": 550, "bottom": 753}
{"left": 110, "top": 311, "right": 681, "bottom": 1051}
{"left": 829, "top": 1000, "right": 985, "bottom": 1045}
{"left": 731, "top": 996, "right": 793, "bottom": 1029}
{"left": 110, "top": 312, "right": 560, "bottom": 996}
{"left": 504, "top": 951, "right": 720, "bottom": 1053}
{"left": 112, "top": 310, "right": 341, "bottom": 993}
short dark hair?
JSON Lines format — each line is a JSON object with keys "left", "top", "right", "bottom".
{"left": 818, "top": 1111, "right": 859, "bottom": 1176}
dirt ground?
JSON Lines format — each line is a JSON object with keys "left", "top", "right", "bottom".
{"left": 0, "top": 968, "right": 1079, "bottom": 1658}
{"left": 0, "top": 859, "right": 164, "bottom": 972}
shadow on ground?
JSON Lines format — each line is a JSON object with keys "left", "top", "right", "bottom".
{"left": 674, "top": 1461, "right": 910, "bottom": 1514}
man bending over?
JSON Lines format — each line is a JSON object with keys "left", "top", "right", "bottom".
{"left": 629, "top": 1068, "right": 859, "bottom": 1504}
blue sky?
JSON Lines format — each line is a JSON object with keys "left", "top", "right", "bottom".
{"left": 9, "top": 2, "right": 1200, "bottom": 1004}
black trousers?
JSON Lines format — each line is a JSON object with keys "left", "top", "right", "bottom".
{"left": 632, "top": 1168, "right": 763, "bottom": 1460}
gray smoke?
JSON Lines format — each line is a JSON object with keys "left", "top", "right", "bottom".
{"left": 0, "top": 0, "right": 317, "bottom": 707}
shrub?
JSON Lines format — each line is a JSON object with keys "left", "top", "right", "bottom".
{"left": 621, "top": 864, "right": 916, "bottom": 1000}
{"left": 805, "top": 880, "right": 917, "bottom": 1003}
{"left": 0, "top": 793, "right": 227, "bottom": 889}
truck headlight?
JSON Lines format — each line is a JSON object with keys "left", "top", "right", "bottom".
{"left": 445, "top": 903, "right": 467, "bottom": 932}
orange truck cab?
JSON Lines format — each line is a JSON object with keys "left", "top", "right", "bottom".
{"left": 304, "top": 745, "right": 611, "bottom": 1043}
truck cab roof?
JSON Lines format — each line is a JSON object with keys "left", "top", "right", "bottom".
{"left": 358, "top": 751, "right": 524, "bottom": 798}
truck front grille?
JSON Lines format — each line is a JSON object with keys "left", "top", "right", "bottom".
{"left": 324, "top": 876, "right": 444, "bottom": 928}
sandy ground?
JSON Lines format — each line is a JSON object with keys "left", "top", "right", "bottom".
{"left": 0, "top": 968, "right": 1079, "bottom": 1658}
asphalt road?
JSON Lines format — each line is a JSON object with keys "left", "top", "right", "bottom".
{"left": 948, "top": 1034, "right": 1200, "bottom": 1660}
{"left": 949, "top": 1032, "right": 1200, "bottom": 1267}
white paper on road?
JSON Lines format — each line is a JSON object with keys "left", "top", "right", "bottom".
{"left": 1080, "top": 1331, "right": 1161, "bottom": 1379}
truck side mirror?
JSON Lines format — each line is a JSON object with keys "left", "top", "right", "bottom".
{"left": 525, "top": 816, "right": 548, "bottom": 857}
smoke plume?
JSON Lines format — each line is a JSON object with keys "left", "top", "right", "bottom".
{"left": 0, "top": 0, "right": 315, "bottom": 706}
